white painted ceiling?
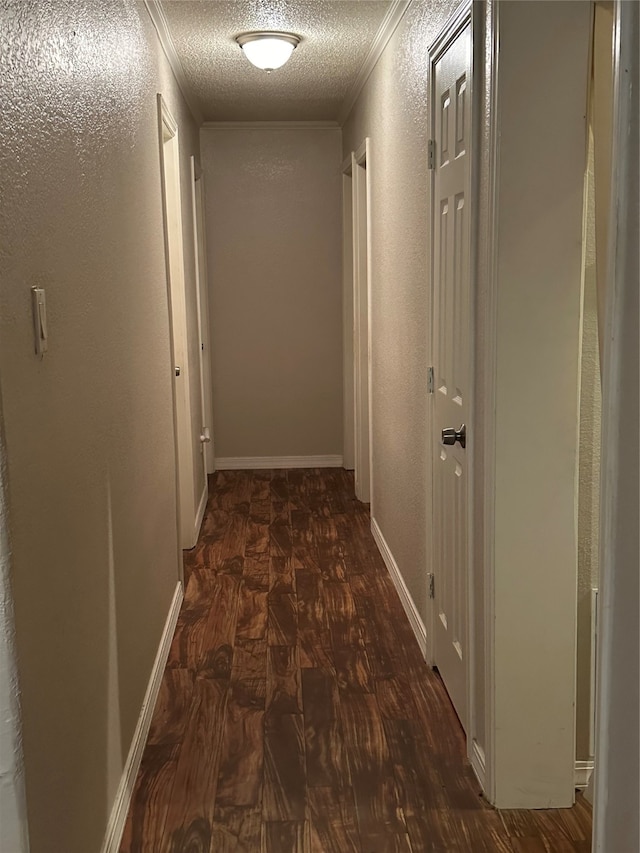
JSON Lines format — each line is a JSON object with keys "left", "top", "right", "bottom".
{"left": 159, "top": 1, "right": 393, "bottom": 122}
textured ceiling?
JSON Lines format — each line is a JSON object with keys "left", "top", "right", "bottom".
{"left": 160, "top": 1, "right": 392, "bottom": 121}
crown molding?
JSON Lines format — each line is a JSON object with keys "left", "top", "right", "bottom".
{"left": 202, "top": 120, "right": 340, "bottom": 130}
{"left": 144, "top": 0, "right": 204, "bottom": 127}
{"left": 338, "top": 0, "right": 412, "bottom": 126}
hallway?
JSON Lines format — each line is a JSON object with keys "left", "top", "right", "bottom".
{"left": 121, "top": 469, "right": 592, "bottom": 853}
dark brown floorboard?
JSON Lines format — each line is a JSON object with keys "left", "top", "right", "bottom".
{"left": 121, "top": 468, "right": 592, "bottom": 853}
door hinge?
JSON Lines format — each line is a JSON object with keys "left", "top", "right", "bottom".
{"left": 427, "top": 366, "right": 434, "bottom": 394}
{"left": 428, "top": 573, "right": 435, "bottom": 599}
{"left": 427, "top": 139, "right": 436, "bottom": 170}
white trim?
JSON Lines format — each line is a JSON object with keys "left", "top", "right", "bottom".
{"left": 575, "top": 760, "right": 595, "bottom": 790}
{"left": 471, "top": 740, "right": 487, "bottom": 790}
{"left": 371, "top": 518, "right": 428, "bottom": 657}
{"left": 158, "top": 94, "right": 197, "bottom": 560}
{"left": 342, "top": 169, "right": 355, "bottom": 471}
{"left": 364, "top": 145, "right": 374, "bottom": 515}
{"left": 589, "top": 587, "right": 599, "bottom": 758}
{"left": 353, "top": 140, "right": 367, "bottom": 164}
{"left": 479, "top": 0, "right": 501, "bottom": 805}
{"left": 193, "top": 481, "right": 208, "bottom": 545}
{"left": 351, "top": 140, "right": 372, "bottom": 505}
{"left": 202, "top": 121, "right": 340, "bottom": 130}
{"left": 190, "top": 156, "right": 215, "bottom": 475}
{"left": 593, "top": 1, "right": 639, "bottom": 846}
{"left": 424, "top": 14, "right": 436, "bottom": 668}
{"left": 465, "top": 0, "right": 483, "bottom": 793}
{"left": 100, "top": 582, "right": 184, "bottom": 853}
{"left": 338, "top": 0, "right": 412, "bottom": 126}
{"left": 342, "top": 151, "right": 356, "bottom": 474}
{"left": 144, "top": 1, "right": 203, "bottom": 127}
{"left": 429, "top": 0, "right": 473, "bottom": 55}
{"left": 190, "top": 155, "right": 210, "bottom": 495}
{"left": 159, "top": 93, "right": 178, "bottom": 138}
{"left": 215, "top": 455, "right": 343, "bottom": 470}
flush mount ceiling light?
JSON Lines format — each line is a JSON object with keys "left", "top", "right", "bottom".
{"left": 235, "top": 32, "right": 300, "bottom": 71}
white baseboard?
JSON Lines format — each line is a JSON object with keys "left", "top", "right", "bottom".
{"left": 100, "top": 581, "right": 183, "bottom": 853}
{"left": 471, "top": 739, "right": 487, "bottom": 790}
{"left": 194, "top": 482, "right": 208, "bottom": 543}
{"left": 370, "top": 517, "right": 427, "bottom": 657}
{"left": 215, "top": 455, "right": 343, "bottom": 470}
{"left": 574, "top": 759, "right": 594, "bottom": 789}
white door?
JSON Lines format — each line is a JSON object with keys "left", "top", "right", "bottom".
{"left": 342, "top": 168, "right": 355, "bottom": 472}
{"left": 158, "top": 96, "right": 197, "bottom": 556}
{"left": 431, "top": 16, "right": 472, "bottom": 728}
{"left": 190, "top": 157, "right": 214, "bottom": 478}
{"left": 352, "top": 142, "right": 371, "bottom": 504}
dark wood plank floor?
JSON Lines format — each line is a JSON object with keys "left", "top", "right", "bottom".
{"left": 121, "top": 468, "right": 592, "bottom": 853}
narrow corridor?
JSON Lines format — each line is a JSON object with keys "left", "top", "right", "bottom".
{"left": 121, "top": 469, "right": 593, "bottom": 852}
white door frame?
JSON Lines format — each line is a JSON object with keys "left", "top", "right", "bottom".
{"left": 471, "top": 0, "right": 499, "bottom": 798}
{"left": 426, "top": 0, "right": 476, "bottom": 743}
{"left": 190, "top": 156, "right": 214, "bottom": 478}
{"left": 593, "top": 1, "right": 639, "bottom": 848}
{"left": 157, "top": 94, "right": 196, "bottom": 558}
{"left": 341, "top": 161, "right": 355, "bottom": 472}
{"left": 351, "top": 139, "right": 373, "bottom": 507}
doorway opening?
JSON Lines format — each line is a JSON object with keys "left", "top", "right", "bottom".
{"left": 576, "top": 0, "right": 614, "bottom": 799}
{"left": 348, "top": 139, "right": 372, "bottom": 506}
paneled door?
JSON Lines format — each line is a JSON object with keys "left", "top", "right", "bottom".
{"left": 158, "top": 95, "right": 197, "bottom": 558}
{"left": 430, "top": 10, "right": 472, "bottom": 729}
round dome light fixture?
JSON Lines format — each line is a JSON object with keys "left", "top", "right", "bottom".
{"left": 236, "top": 31, "right": 300, "bottom": 71}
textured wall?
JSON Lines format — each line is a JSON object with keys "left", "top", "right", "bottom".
{"left": 201, "top": 127, "right": 343, "bottom": 459}
{"left": 0, "top": 2, "right": 201, "bottom": 850}
{"left": 342, "top": 0, "right": 459, "bottom": 623}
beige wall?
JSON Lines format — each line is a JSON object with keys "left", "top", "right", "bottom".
{"left": 342, "top": 0, "right": 459, "bottom": 620}
{"left": 201, "top": 127, "right": 343, "bottom": 460}
{"left": 0, "top": 2, "right": 202, "bottom": 851}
